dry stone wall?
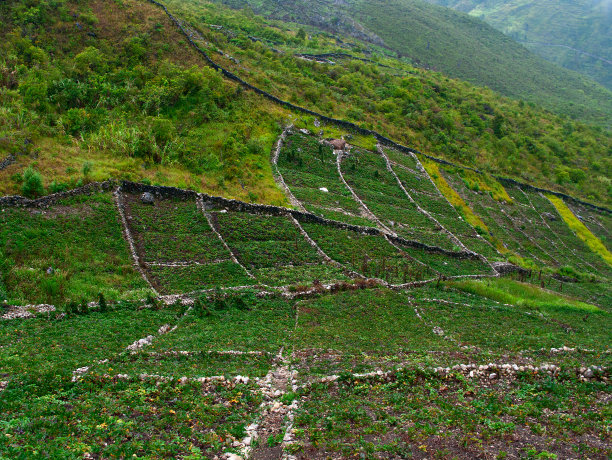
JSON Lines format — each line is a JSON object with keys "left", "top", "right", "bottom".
{"left": 0, "top": 181, "right": 117, "bottom": 208}
{"left": 121, "top": 181, "right": 480, "bottom": 261}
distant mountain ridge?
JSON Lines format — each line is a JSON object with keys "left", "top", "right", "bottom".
{"left": 218, "top": 0, "right": 612, "bottom": 127}
{"left": 422, "top": 0, "right": 612, "bottom": 91}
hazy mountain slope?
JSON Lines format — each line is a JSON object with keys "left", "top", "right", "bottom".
{"left": 216, "top": 0, "right": 612, "bottom": 127}
{"left": 424, "top": 0, "right": 612, "bottom": 90}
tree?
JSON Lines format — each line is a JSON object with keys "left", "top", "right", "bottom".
{"left": 21, "top": 166, "right": 44, "bottom": 198}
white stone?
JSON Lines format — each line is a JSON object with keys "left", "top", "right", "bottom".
{"left": 225, "top": 454, "right": 243, "bottom": 460}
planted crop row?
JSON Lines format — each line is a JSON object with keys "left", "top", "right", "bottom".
{"left": 398, "top": 244, "right": 494, "bottom": 277}
{"left": 441, "top": 169, "right": 562, "bottom": 267}
{"left": 123, "top": 194, "right": 252, "bottom": 294}
{"left": 340, "top": 149, "right": 459, "bottom": 251}
{"left": 565, "top": 201, "right": 612, "bottom": 251}
{"left": 278, "top": 133, "right": 377, "bottom": 226}
{"left": 509, "top": 187, "right": 612, "bottom": 276}
{"left": 148, "top": 262, "right": 255, "bottom": 295}
{"left": 125, "top": 194, "right": 228, "bottom": 263}
{"left": 381, "top": 149, "right": 501, "bottom": 260}
{"left": 300, "top": 222, "right": 435, "bottom": 284}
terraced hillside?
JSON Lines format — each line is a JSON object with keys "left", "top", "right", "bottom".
{"left": 1, "top": 125, "right": 611, "bottom": 457}
{"left": 1, "top": 0, "right": 611, "bottom": 458}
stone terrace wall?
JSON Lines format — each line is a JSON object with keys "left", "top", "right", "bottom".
{"left": 122, "top": 181, "right": 479, "bottom": 260}
{"left": 0, "top": 181, "right": 117, "bottom": 208}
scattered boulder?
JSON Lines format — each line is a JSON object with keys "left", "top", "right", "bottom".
{"left": 201, "top": 200, "right": 216, "bottom": 211}
{"left": 491, "top": 261, "right": 528, "bottom": 276}
{"left": 141, "top": 192, "right": 155, "bottom": 205}
{"left": 542, "top": 212, "right": 558, "bottom": 221}
{"left": 329, "top": 139, "right": 347, "bottom": 150}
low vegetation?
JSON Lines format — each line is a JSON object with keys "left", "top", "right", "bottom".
{"left": 1, "top": 0, "right": 611, "bottom": 206}
{"left": 547, "top": 195, "right": 612, "bottom": 266}
{"left": 0, "top": 0, "right": 610, "bottom": 458}
{"left": 449, "top": 278, "right": 602, "bottom": 313}
{"left": 0, "top": 193, "right": 149, "bottom": 305}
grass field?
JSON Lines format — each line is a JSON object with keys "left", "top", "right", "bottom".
{"left": 0, "top": 193, "right": 149, "bottom": 305}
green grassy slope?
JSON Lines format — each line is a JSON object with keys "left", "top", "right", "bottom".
{"left": 2, "top": 0, "right": 611, "bottom": 207}
{"left": 425, "top": 0, "right": 612, "bottom": 90}
{"left": 0, "top": 0, "right": 290, "bottom": 204}
{"left": 217, "top": 0, "right": 612, "bottom": 127}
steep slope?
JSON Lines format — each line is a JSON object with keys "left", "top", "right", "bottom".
{"left": 1, "top": 0, "right": 611, "bottom": 207}
{"left": 216, "top": 0, "right": 612, "bottom": 127}
{"left": 0, "top": 0, "right": 290, "bottom": 204}
{"left": 424, "top": 0, "right": 612, "bottom": 90}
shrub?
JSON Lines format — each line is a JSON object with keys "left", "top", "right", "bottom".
{"left": 82, "top": 161, "right": 93, "bottom": 179}
{"left": 21, "top": 166, "right": 44, "bottom": 198}
{"left": 192, "top": 295, "right": 212, "bottom": 317}
{"left": 98, "top": 292, "right": 107, "bottom": 313}
{"left": 49, "top": 180, "right": 69, "bottom": 193}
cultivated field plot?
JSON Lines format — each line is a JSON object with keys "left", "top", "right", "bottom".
{"left": 340, "top": 148, "right": 459, "bottom": 250}
{"left": 211, "top": 211, "right": 349, "bottom": 286}
{"left": 277, "top": 133, "right": 377, "bottom": 226}
{"left": 290, "top": 372, "right": 610, "bottom": 459}
{"left": 288, "top": 286, "right": 611, "bottom": 459}
{"left": 441, "top": 168, "right": 579, "bottom": 269}
{"left": 397, "top": 244, "right": 495, "bottom": 278}
{"left": 508, "top": 186, "right": 612, "bottom": 278}
{"left": 565, "top": 200, "right": 612, "bottom": 251}
{"left": 384, "top": 148, "right": 500, "bottom": 259}
{"left": 122, "top": 193, "right": 253, "bottom": 294}
{"left": 299, "top": 221, "right": 436, "bottom": 284}
{"left": 1, "top": 281, "right": 610, "bottom": 459}
{"left": 0, "top": 193, "right": 148, "bottom": 305}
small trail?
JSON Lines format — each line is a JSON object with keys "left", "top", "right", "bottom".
{"left": 247, "top": 301, "right": 301, "bottom": 460}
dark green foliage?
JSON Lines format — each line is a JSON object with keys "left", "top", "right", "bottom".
{"left": 213, "top": 211, "right": 348, "bottom": 285}
{"left": 213, "top": 0, "right": 612, "bottom": 126}
{"left": 98, "top": 292, "right": 107, "bottom": 313}
{"left": 20, "top": 166, "right": 44, "bottom": 198}
{"left": 426, "top": 0, "right": 612, "bottom": 91}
